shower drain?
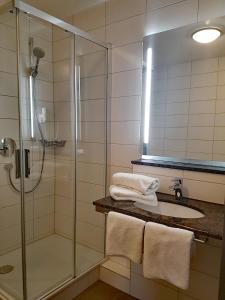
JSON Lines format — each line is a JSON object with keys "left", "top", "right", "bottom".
{"left": 0, "top": 265, "right": 14, "bottom": 274}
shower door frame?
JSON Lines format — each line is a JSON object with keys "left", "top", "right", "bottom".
{"left": 12, "top": 1, "right": 110, "bottom": 299}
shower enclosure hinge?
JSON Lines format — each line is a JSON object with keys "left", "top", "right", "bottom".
{"left": 15, "top": 149, "right": 30, "bottom": 179}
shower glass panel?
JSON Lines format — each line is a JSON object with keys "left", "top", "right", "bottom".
{"left": 0, "top": 4, "right": 24, "bottom": 300}
{"left": 18, "top": 11, "right": 75, "bottom": 299}
{"left": 75, "top": 36, "right": 107, "bottom": 275}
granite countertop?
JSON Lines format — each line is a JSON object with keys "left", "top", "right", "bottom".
{"left": 93, "top": 192, "right": 224, "bottom": 240}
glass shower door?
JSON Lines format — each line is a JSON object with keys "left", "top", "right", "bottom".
{"left": 0, "top": 4, "right": 24, "bottom": 300}
{"left": 17, "top": 10, "right": 76, "bottom": 299}
{"left": 75, "top": 35, "right": 107, "bottom": 275}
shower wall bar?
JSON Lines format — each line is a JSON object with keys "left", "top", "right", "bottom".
{"left": 13, "top": 0, "right": 111, "bottom": 49}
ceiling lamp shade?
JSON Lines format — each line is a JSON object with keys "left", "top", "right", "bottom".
{"left": 192, "top": 27, "right": 222, "bottom": 44}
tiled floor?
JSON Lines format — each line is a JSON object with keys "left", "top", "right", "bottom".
{"left": 74, "top": 281, "right": 137, "bottom": 300}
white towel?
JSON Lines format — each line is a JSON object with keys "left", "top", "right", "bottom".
{"left": 143, "top": 222, "right": 194, "bottom": 290}
{"left": 112, "top": 172, "right": 160, "bottom": 195}
{"left": 106, "top": 211, "right": 145, "bottom": 264}
{"left": 109, "top": 185, "right": 158, "bottom": 206}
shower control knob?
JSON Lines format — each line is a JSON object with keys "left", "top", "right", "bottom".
{"left": 0, "top": 137, "right": 16, "bottom": 157}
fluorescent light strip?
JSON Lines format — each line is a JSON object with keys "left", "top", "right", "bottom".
{"left": 29, "top": 76, "right": 35, "bottom": 139}
{"left": 143, "top": 47, "right": 152, "bottom": 144}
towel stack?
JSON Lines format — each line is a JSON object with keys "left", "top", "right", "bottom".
{"left": 109, "top": 172, "right": 160, "bottom": 206}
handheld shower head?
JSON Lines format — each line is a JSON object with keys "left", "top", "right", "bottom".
{"left": 30, "top": 47, "right": 45, "bottom": 78}
{"left": 33, "top": 47, "right": 45, "bottom": 59}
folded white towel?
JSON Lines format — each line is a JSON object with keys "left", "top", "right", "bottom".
{"left": 112, "top": 172, "right": 160, "bottom": 195}
{"left": 143, "top": 222, "right": 194, "bottom": 290}
{"left": 106, "top": 211, "right": 146, "bottom": 264}
{"left": 109, "top": 185, "right": 158, "bottom": 206}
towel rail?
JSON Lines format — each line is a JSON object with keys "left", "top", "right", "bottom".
{"left": 103, "top": 212, "right": 208, "bottom": 244}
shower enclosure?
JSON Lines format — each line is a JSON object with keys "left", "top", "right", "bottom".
{"left": 0, "top": 1, "right": 108, "bottom": 299}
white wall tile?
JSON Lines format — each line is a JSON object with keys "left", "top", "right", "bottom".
{"left": 130, "top": 273, "right": 178, "bottom": 300}
{"left": 168, "top": 63, "right": 191, "bottom": 78}
{"left": 198, "top": 0, "right": 225, "bottom": 21}
{"left": 111, "top": 96, "right": 141, "bottom": 121}
{"left": 188, "top": 114, "right": 214, "bottom": 127}
{"left": 187, "top": 140, "right": 212, "bottom": 153}
{"left": 106, "top": 14, "right": 145, "bottom": 46}
{"left": 100, "top": 267, "right": 130, "bottom": 294}
{"left": 188, "top": 127, "right": 214, "bottom": 140}
{"left": 190, "top": 86, "right": 217, "bottom": 101}
{"left": 189, "top": 101, "right": 215, "bottom": 114}
{"left": 111, "top": 69, "right": 142, "bottom": 97}
{"left": 182, "top": 270, "right": 219, "bottom": 300}
{"left": 111, "top": 121, "right": 140, "bottom": 145}
{"left": 111, "top": 42, "right": 142, "bottom": 73}
{"left": 106, "top": 0, "right": 146, "bottom": 25}
{"left": 73, "top": 3, "right": 105, "bottom": 31}
{"left": 80, "top": 76, "right": 106, "bottom": 100}
{"left": 147, "top": 0, "right": 184, "bottom": 11}
{"left": 191, "top": 72, "right": 217, "bottom": 88}
{"left": 111, "top": 144, "right": 139, "bottom": 167}
{"left": 146, "top": 0, "right": 198, "bottom": 35}
{"left": 192, "top": 58, "right": 218, "bottom": 74}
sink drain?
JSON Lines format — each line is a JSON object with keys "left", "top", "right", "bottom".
{"left": 0, "top": 265, "right": 14, "bottom": 274}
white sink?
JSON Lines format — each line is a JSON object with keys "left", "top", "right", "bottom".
{"left": 134, "top": 201, "right": 204, "bottom": 219}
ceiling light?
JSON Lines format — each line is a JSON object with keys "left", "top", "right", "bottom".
{"left": 192, "top": 27, "right": 222, "bottom": 44}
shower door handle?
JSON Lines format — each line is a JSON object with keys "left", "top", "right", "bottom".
{"left": 15, "top": 149, "right": 30, "bottom": 178}
{"left": 24, "top": 149, "right": 30, "bottom": 178}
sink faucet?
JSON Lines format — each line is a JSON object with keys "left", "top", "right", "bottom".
{"left": 169, "top": 178, "right": 183, "bottom": 201}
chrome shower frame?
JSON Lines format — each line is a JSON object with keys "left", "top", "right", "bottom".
{"left": 0, "top": 1, "right": 111, "bottom": 299}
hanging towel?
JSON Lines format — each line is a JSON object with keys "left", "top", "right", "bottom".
{"left": 143, "top": 222, "right": 194, "bottom": 290}
{"left": 109, "top": 185, "right": 158, "bottom": 206}
{"left": 106, "top": 211, "right": 146, "bottom": 264}
{"left": 112, "top": 173, "right": 160, "bottom": 195}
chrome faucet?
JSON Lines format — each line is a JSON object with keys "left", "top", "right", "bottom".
{"left": 169, "top": 178, "right": 183, "bottom": 200}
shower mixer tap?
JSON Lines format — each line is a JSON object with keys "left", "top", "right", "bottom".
{"left": 0, "top": 137, "right": 16, "bottom": 157}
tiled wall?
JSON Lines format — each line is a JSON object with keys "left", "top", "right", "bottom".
{"left": 150, "top": 56, "right": 225, "bottom": 160}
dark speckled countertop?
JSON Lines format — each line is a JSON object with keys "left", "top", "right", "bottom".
{"left": 93, "top": 192, "right": 224, "bottom": 240}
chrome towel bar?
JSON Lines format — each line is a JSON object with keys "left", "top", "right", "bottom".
{"left": 103, "top": 212, "right": 208, "bottom": 244}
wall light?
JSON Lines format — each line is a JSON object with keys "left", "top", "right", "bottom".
{"left": 192, "top": 27, "right": 222, "bottom": 44}
{"left": 143, "top": 48, "right": 152, "bottom": 147}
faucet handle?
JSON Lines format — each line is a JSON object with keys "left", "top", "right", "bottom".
{"left": 169, "top": 177, "right": 183, "bottom": 191}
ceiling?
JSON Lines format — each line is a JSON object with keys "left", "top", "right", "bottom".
{"left": 24, "top": 0, "right": 104, "bottom": 18}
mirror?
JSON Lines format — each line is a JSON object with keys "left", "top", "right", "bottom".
{"left": 142, "top": 15, "right": 225, "bottom": 163}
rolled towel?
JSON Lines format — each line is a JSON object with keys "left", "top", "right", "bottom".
{"left": 112, "top": 172, "right": 160, "bottom": 195}
{"left": 106, "top": 211, "right": 146, "bottom": 263}
{"left": 143, "top": 222, "right": 194, "bottom": 290}
{"left": 109, "top": 185, "right": 158, "bottom": 206}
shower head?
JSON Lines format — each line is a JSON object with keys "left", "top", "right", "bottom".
{"left": 33, "top": 47, "right": 45, "bottom": 59}
{"left": 30, "top": 47, "right": 45, "bottom": 78}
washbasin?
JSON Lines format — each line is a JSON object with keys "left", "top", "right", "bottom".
{"left": 134, "top": 201, "right": 205, "bottom": 219}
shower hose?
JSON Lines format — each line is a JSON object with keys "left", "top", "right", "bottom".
{"left": 5, "top": 77, "right": 46, "bottom": 193}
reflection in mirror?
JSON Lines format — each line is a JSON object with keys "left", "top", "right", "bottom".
{"left": 142, "top": 15, "right": 225, "bottom": 164}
